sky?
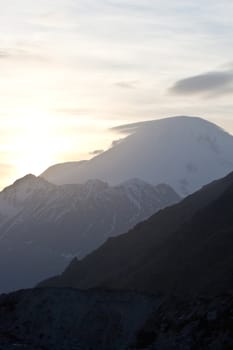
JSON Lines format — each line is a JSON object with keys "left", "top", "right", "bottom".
{"left": 0, "top": 0, "right": 233, "bottom": 188}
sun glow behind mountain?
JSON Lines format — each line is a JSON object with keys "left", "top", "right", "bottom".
{"left": 0, "top": 107, "right": 120, "bottom": 189}
{"left": 10, "top": 109, "right": 65, "bottom": 177}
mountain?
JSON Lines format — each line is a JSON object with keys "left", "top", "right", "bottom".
{"left": 39, "top": 170, "right": 233, "bottom": 296}
{"left": 41, "top": 116, "right": 233, "bottom": 196}
{"left": 0, "top": 288, "right": 232, "bottom": 350}
{"left": 0, "top": 175, "right": 179, "bottom": 293}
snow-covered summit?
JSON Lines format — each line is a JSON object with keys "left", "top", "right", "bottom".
{"left": 2, "top": 174, "right": 53, "bottom": 200}
{"left": 41, "top": 116, "right": 233, "bottom": 196}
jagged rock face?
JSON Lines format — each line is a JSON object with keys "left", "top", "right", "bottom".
{"left": 0, "top": 288, "right": 232, "bottom": 350}
{"left": 42, "top": 116, "right": 233, "bottom": 196}
{"left": 0, "top": 289, "right": 160, "bottom": 350}
{"left": 0, "top": 175, "right": 180, "bottom": 293}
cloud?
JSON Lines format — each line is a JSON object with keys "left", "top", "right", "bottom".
{"left": 170, "top": 70, "right": 233, "bottom": 96}
{"left": 0, "top": 50, "right": 11, "bottom": 59}
{"left": 0, "top": 46, "right": 49, "bottom": 64}
{"left": 114, "top": 80, "right": 139, "bottom": 89}
{"left": 89, "top": 149, "right": 104, "bottom": 156}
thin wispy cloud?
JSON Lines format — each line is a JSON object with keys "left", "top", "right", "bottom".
{"left": 0, "top": 50, "right": 11, "bottom": 59}
{"left": 0, "top": 47, "right": 49, "bottom": 63}
{"left": 114, "top": 81, "right": 139, "bottom": 89}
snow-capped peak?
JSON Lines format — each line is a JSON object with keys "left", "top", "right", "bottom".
{"left": 0, "top": 174, "right": 54, "bottom": 216}
{"left": 41, "top": 116, "right": 233, "bottom": 196}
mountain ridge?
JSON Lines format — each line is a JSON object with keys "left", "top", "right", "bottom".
{"left": 0, "top": 175, "right": 179, "bottom": 293}
{"left": 39, "top": 170, "right": 233, "bottom": 296}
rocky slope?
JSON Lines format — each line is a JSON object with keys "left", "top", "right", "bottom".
{"left": 0, "top": 288, "right": 232, "bottom": 350}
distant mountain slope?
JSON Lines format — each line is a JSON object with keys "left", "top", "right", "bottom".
{"left": 0, "top": 175, "right": 179, "bottom": 293}
{"left": 41, "top": 116, "right": 233, "bottom": 196}
{"left": 40, "top": 171, "right": 233, "bottom": 296}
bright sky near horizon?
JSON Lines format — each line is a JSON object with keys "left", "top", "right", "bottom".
{"left": 0, "top": 0, "right": 233, "bottom": 189}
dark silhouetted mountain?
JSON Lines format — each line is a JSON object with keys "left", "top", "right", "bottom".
{"left": 0, "top": 175, "right": 179, "bottom": 293}
{"left": 0, "top": 288, "right": 232, "bottom": 349}
{"left": 39, "top": 171, "right": 233, "bottom": 296}
{"left": 41, "top": 116, "right": 233, "bottom": 196}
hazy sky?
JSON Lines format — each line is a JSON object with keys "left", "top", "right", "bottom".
{"left": 0, "top": 0, "right": 233, "bottom": 188}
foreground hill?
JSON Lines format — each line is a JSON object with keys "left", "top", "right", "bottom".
{"left": 0, "top": 175, "right": 179, "bottom": 293}
{"left": 0, "top": 288, "right": 232, "bottom": 350}
{"left": 42, "top": 116, "right": 233, "bottom": 196}
{"left": 40, "top": 171, "right": 233, "bottom": 296}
